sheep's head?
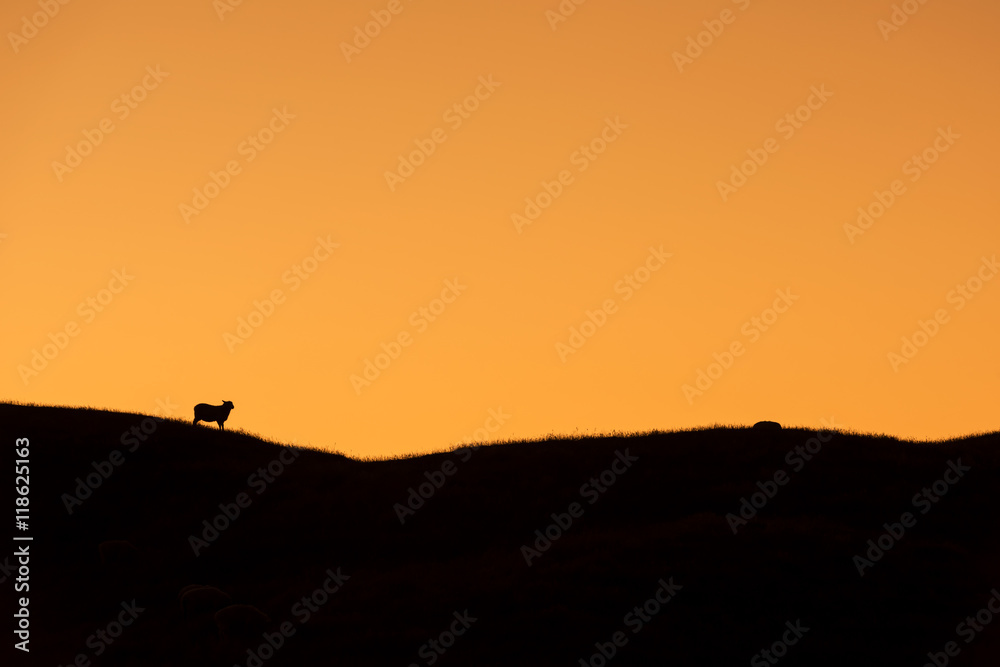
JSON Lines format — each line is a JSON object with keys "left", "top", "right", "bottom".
{"left": 222, "top": 401, "right": 234, "bottom": 410}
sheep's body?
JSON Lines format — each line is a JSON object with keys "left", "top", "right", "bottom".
{"left": 194, "top": 401, "right": 234, "bottom": 429}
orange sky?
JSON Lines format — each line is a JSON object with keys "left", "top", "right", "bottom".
{"left": 2, "top": 0, "right": 998, "bottom": 457}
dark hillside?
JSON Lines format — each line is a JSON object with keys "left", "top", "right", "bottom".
{"left": 2, "top": 403, "right": 998, "bottom": 666}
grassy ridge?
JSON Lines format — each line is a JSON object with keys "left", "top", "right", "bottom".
{"left": 2, "top": 403, "right": 998, "bottom": 666}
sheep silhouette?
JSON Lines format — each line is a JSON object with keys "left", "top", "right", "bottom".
{"left": 193, "top": 401, "right": 235, "bottom": 429}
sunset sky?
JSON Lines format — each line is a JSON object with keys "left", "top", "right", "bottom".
{"left": 3, "top": 0, "right": 998, "bottom": 457}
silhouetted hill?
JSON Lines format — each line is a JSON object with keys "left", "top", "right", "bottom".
{"left": 2, "top": 403, "right": 998, "bottom": 666}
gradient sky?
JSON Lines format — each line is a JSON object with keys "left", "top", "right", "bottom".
{"left": 3, "top": 0, "right": 998, "bottom": 457}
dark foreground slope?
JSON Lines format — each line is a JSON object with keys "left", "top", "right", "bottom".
{"left": 1, "top": 404, "right": 999, "bottom": 667}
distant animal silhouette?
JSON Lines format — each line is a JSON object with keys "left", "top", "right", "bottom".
{"left": 753, "top": 421, "right": 782, "bottom": 431}
{"left": 194, "top": 401, "right": 235, "bottom": 429}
